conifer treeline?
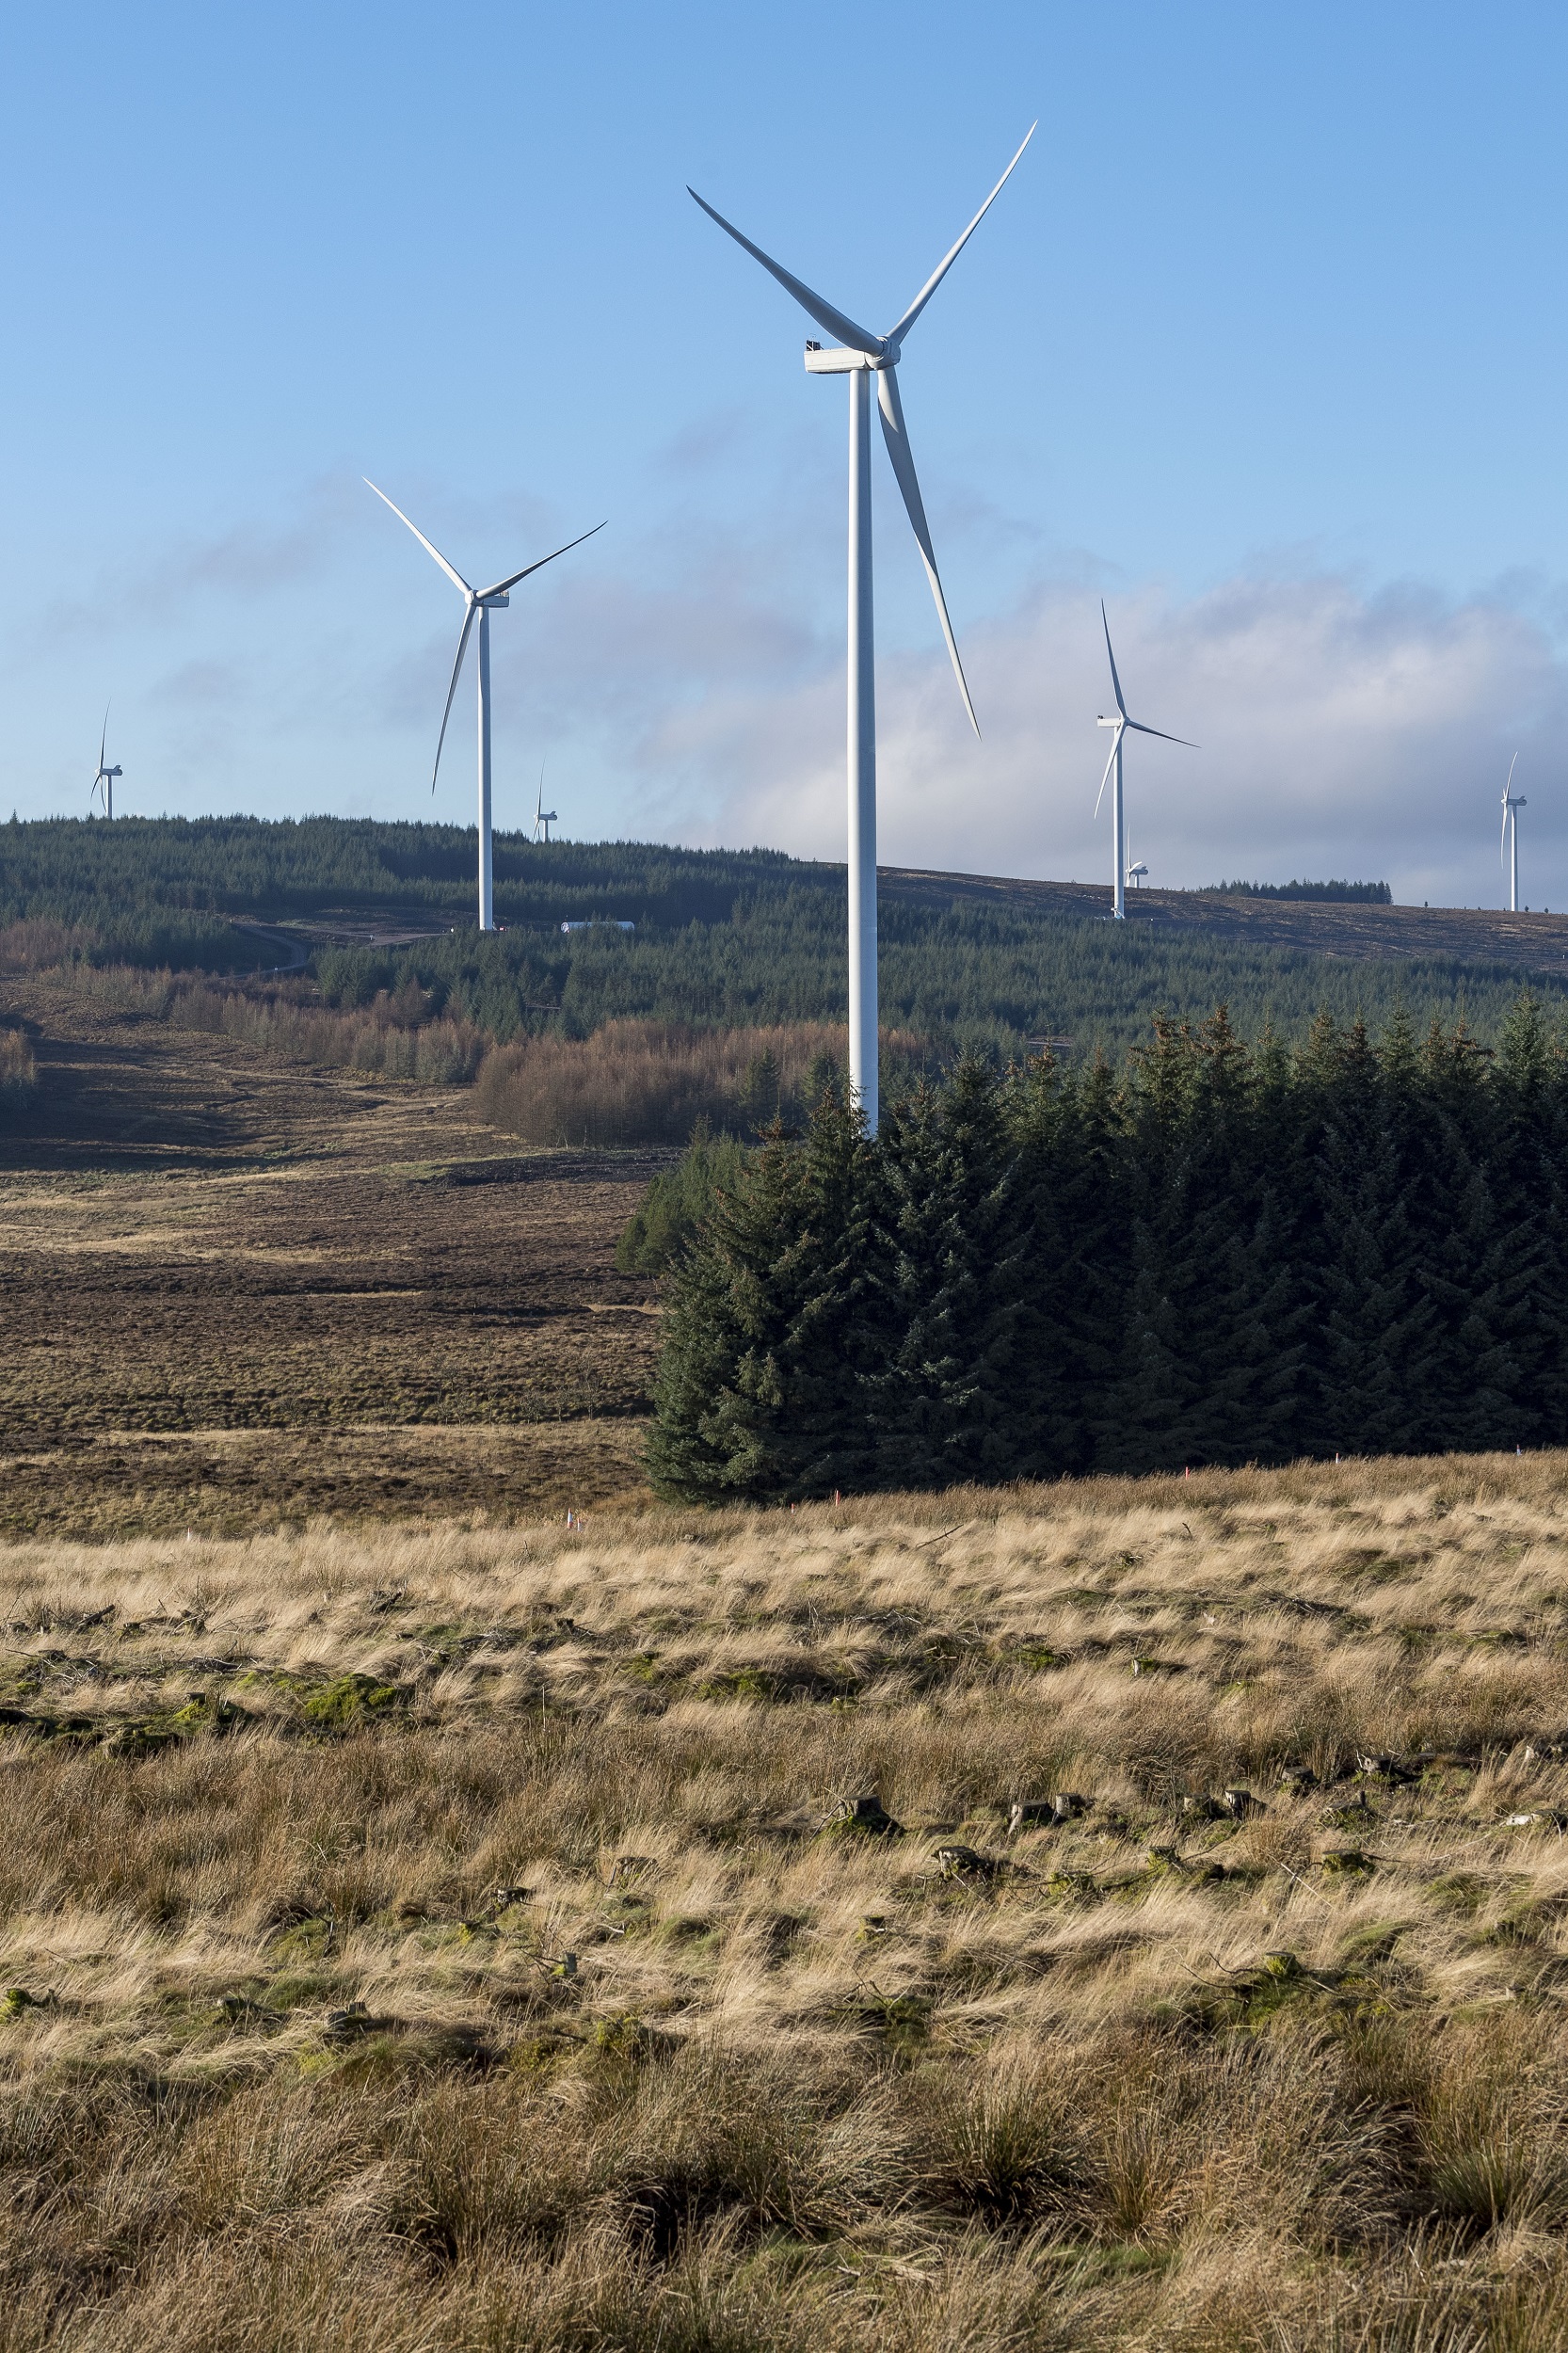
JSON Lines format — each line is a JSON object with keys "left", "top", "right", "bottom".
{"left": 7, "top": 815, "right": 1566, "bottom": 1060}
{"left": 648, "top": 1001, "right": 1568, "bottom": 1499}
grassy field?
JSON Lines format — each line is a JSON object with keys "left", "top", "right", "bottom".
{"left": 2, "top": 1457, "right": 1568, "bottom": 2346}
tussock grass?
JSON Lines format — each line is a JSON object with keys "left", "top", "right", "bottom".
{"left": 7, "top": 1454, "right": 1568, "bottom": 2342}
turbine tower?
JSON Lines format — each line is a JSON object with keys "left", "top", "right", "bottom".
{"left": 1501, "top": 753, "right": 1527, "bottom": 913}
{"left": 90, "top": 708, "right": 121, "bottom": 819}
{"left": 689, "top": 128, "right": 1033, "bottom": 1132}
{"left": 1095, "top": 605, "right": 1194, "bottom": 921}
{"left": 367, "top": 482, "right": 603, "bottom": 931}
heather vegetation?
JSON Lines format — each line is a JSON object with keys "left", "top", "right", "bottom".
{"left": 650, "top": 1000, "right": 1568, "bottom": 1498}
{"left": 2, "top": 1463, "right": 1568, "bottom": 2347}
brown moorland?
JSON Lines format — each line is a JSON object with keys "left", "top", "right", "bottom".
{"left": 0, "top": 1460, "right": 1567, "bottom": 2345}
{"left": 881, "top": 866, "right": 1568, "bottom": 971}
{"left": 0, "top": 974, "right": 664, "bottom": 1535}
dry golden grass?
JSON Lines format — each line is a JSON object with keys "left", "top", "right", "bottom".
{"left": 8, "top": 1453, "right": 1568, "bottom": 2345}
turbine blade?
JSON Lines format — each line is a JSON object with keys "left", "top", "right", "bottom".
{"left": 1124, "top": 718, "right": 1198, "bottom": 748}
{"left": 480, "top": 520, "right": 607, "bottom": 600}
{"left": 884, "top": 122, "right": 1036, "bottom": 348}
{"left": 100, "top": 703, "right": 109, "bottom": 770}
{"left": 431, "top": 603, "right": 477, "bottom": 792}
{"left": 875, "top": 365, "right": 980, "bottom": 737}
{"left": 686, "top": 187, "right": 886, "bottom": 358}
{"left": 1094, "top": 727, "right": 1122, "bottom": 819}
{"left": 364, "top": 479, "right": 473, "bottom": 598}
{"left": 1101, "top": 602, "right": 1128, "bottom": 719}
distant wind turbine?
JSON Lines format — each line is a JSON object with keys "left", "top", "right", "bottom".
{"left": 366, "top": 482, "right": 604, "bottom": 931}
{"left": 689, "top": 127, "right": 1034, "bottom": 1132}
{"left": 1501, "top": 753, "right": 1527, "bottom": 913}
{"left": 533, "top": 765, "right": 558, "bottom": 844}
{"left": 1096, "top": 605, "right": 1194, "bottom": 921}
{"left": 90, "top": 707, "right": 121, "bottom": 819}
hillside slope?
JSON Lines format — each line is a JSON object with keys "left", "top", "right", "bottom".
{"left": 6, "top": 818, "right": 1567, "bottom": 1058}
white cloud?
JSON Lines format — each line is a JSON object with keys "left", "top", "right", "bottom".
{"left": 12, "top": 452, "right": 1568, "bottom": 914}
{"left": 639, "top": 569, "right": 1568, "bottom": 908}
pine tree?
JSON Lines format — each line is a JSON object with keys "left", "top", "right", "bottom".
{"left": 646, "top": 1089, "right": 879, "bottom": 1502}
{"left": 1176, "top": 1008, "right": 1308, "bottom": 1464}
{"left": 1403, "top": 1020, "right": 1533, "bottom": 1451}
{"left": 1299, "top": 1016, "right": 1443, "bottom": 1456}
{"left": 1090, "top": 1018, "right": 1196, "bottom": 1471}
{"left": 864, "top": 1059, "right": 1034, "bottom": 1488}
{"left": 1007, "top": 1049, "right": 1127, "bottom": 1474}
{"left": 645, "top": 992, "right": 1568, "bottom": 1503}
{"left": 1487, "top": 996, "right": 1568, "bottom": 1444}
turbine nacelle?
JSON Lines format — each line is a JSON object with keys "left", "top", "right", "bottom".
{"left": 366, "top": 478, "right": 603, "bottom": 794}
{"left": 1094, "top": 603, "right": 1196, "bottom": 926}
{"left": 692, "top": 123, "right": 1035, "bottom": 748}
{"left": 804, "top": 343, "right": 876, "bottom": 374}
{"left": 91, "top": 707, "right": 120, "bottom": 814}
{"left": 690, "top": 125, "right": 1032, "bottom": 1124}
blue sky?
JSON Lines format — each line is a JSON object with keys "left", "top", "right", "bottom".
{"left": 4, "top": 1, "right": 1568, "bottom": 907}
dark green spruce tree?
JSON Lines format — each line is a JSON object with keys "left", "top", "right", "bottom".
{"left": 1485, "top": 995, "right": 1568, "bottom": 1445}
{"left": 1404, "top": 1018, "right": 1533, "bottom": 1451}
{"left": 1298, "top": 1015, "right": 1442, "bottom": 1456}
{"left": 646, "top": 1088, "right": 879, "bottom": 1502}
{"left": 1007, "top": 1048, "right": 1128, "bottom": 1474}
{"left": 863, "top": 1058, "right": 1035, "bottom": 1488}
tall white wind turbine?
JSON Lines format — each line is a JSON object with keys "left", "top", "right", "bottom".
{"left": 90, "top": 707, "right": 121, "bottom": 819}
{"left": 1095, "top": 605, "right": 1194, "bottom": 921}
{"left": 689, "top": 128, "right": 1033, "bottom": 1132}
{"left": 1501, "top": 753, "right": 1527, "bottom": 913}
{"left": 366, "top": 482, "right": 603, "bottom": 931}
{"left": 534, "top": 768, "right": 558, "bottom": 844}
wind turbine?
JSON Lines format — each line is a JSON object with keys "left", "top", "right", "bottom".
{"left": 366, "top": 482, "right": 603, "bottom": 931}
{"left": 1501, "top": 753, "right": 1527, "bottom": 913}
{"left": 533, "top": 765, "right": 558, "bottom": 844}
{"left": 1095, "top": 605, "right": 1194, "bottom": 921}
{"left": 689, "top": 127, "right": 1033, "bottom": 1133}
{"left": 90, "top": 708, "right": 121, "bottom": 819}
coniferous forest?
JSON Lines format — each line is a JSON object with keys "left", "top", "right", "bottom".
{"left": 648, "top": 1000, "right": 1568, "bottom": 1497}
{"left": 2, "top": 814, "right": 1564, "bottom": 1062}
